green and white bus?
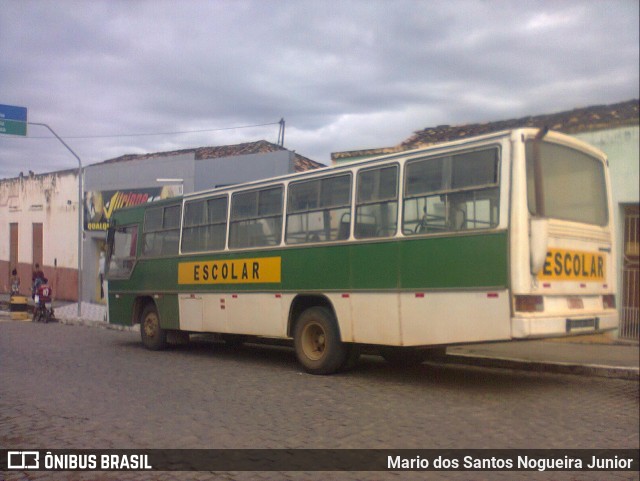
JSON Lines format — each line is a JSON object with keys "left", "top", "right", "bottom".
{"left": 105, "top": 128, "right": 617, "bottom": 374}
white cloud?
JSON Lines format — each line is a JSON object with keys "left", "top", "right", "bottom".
{"left": 0, "top": 0, "right": 637, "bottom": 177}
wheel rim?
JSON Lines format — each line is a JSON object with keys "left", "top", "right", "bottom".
{"left": 143, "top": 312, "right": 159, "bottom": 338}
{"left": 301, "top": 322, "right": 326, "bottom": 361}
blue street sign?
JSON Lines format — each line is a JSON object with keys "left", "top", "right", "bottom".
{"left": 0, "top": 103, "right": 28, "bottom": 136}
{"left": 0, "top": 104, "right": 28, "bottom": 122}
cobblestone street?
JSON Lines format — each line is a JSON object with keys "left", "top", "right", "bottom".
{"left": 1, "top": 321, "right": 638, "bottom": 481}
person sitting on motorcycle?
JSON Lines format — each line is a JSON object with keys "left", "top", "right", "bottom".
{"left": 10, "top": 268, "right": 20, "bottom": 296}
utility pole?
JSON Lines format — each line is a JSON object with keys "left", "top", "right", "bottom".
{"left": 277, "top": 118, "right": 285, "bottom": 146}
{"left": 28, "top": 122, "right": 83, "bottom": 318}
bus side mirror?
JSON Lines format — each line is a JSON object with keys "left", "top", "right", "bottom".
{"left": 530, "top": 217, "right": 549, "bottom": 275}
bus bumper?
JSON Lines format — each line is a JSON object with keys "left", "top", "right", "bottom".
{"left": 511, "top": 312, "right": 618, "bottom": 338}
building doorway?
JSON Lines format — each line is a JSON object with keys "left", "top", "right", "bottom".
{"left": 9, "top": 223, "right": 18, "bottom": 293}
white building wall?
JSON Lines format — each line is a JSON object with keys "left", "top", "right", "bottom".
{"left": 576, "top": 126, "right": 640, "bottom": 337}
{"left": 576, "top": 126, "right": 639, "bottom": 203}
{"left": 0, "top": 171, "right": 79, "bottom": 299}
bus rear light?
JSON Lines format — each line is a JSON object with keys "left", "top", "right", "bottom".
{"left": 603, "top": 294, "right": 616, "bottom": 309}
{"left": 515, "top": 295, "right": 544, "bottom": 312}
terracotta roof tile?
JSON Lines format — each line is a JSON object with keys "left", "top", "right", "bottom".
{"left": 401, "top": 99, "right": 639, "bottom": 150}
{"left": 332, "top": 99, "right": 639, "bottom": 161}
{"left": 100, "top": 140, "right": 324, "bottom": 171}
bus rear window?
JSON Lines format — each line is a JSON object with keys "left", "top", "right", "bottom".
{"left": 526, "top": 141, "right": 608, "bottom": 226}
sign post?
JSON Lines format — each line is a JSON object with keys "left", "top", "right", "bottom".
{"left": 0, "top": 104, "right": 28, "bottom": 136}
{"left": 0, "top": 101, "right": 84, "bottom": 316}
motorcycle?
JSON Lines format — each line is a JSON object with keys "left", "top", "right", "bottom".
{"left": 33, "top": 280, "right": 55, "bottom": 323}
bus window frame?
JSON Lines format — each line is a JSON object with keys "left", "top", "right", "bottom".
{"left": 285, "top": 172, "right": 353, "bottom": 245}
{"left": 401, "top": 145, "right": 502, "bottom": 236}
{"left": 180, "top": 194, "right": 229, "bottom": 254}
{"left": 140, "top": 203, "right": 181, "bottom": 258}
{"left": 354, "top": 163, "right": 400, "bottom": 239}
{"left": 229, "top": 184, "right": 284, "bottom": 250}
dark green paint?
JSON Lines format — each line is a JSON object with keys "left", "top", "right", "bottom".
{"left": 108, "top": 198, "right": 508, "bottom": 326}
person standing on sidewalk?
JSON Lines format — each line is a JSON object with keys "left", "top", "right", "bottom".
{"left": 32, "top": 263, "right": 44, "bottom": 283}
{"left": 31, "top": 263, "right": 46, "bottom": 299}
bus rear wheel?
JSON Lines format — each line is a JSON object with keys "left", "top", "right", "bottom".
{"left": 293, "top": 307, "right": 347, "bottom": 375}
{"left": 140, "top": 304, "right": 167, "bottom": 350}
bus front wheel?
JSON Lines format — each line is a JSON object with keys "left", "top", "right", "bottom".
{"left": 293, "top": 307, "right": 347, "bottom": 375}
{"left": 140, "top": 304, "right": 167, "bottom": 350}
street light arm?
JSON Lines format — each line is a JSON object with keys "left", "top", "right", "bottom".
{"left": 28, "top": 122, "right": 82, "bottom": 168}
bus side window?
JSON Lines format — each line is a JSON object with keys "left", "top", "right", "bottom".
{"left": 142, "top": 204, "right": 180, "bottom": 257}
{"left": 286, "top": 174, "right": 352, "bottom": 244}
{"left": 230, "top": 186, "right": 283, "bottom": 249}
{"left": 355, "top": 165, "right": 399, "bottom": 239}
{"left": 403, "top": 148, "right": 499, "bottom": 235}
{"left": 182, "top": 196, "right": 228, "bottom": 253}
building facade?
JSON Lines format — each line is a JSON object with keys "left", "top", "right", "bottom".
{"left": 1, "top": 141, "right": 322, "bottom": 303}
{"left": 0, "top": 170, "right": 80, "bottom": 300}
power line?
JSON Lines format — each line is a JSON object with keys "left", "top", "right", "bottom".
{"left": 21, "top": 121, "right": 282, "bottom": 140}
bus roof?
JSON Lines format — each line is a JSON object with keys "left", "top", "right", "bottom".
{"left": 184, "top": 127, "right": 598, "bottom": 199}
{"left": 112, "top": 127, "right": 604, "bottom": 211}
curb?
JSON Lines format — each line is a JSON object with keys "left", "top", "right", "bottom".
{"left": 0, "top": 311, "right": 139, "bottom": 333}
{"left": 443, "top": 352, "right": 640, "bottom": 381}
{"left": 56, "top": 317, "right": 140, "bottom": 333}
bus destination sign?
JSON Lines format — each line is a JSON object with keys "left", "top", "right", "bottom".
{"left": 178, "top": 257, "right": 281, "bottom": 285}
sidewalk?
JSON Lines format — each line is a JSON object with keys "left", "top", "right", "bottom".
{"left": 446, "top": 338, "right": 639, "bottom": 380}
{"left": 1, "top": 293, "right": 638, "bottom": 379}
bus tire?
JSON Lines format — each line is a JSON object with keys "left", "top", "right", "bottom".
{"left": 140, "top": 304, "right": 167, "bottom": 351}
{"left": 293, "top": 307, "right": 347, "bottom": 375}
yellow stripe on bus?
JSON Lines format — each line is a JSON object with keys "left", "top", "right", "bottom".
{"left": 538, "top": 249, "right": 605, "bottom": 281}
{"left": 178, "top": 257, "right": 281, "bottom": 285}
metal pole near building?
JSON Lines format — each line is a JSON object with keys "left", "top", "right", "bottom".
{"left": 28, "top": 122, "right": 83, "bottom": 317}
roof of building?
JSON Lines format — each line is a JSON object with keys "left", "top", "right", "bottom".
{"left": 332, "top": 99, "right": 639, "bottom": 162}
{"left": 100, "top": 139, "right": 324, "bottom": 172}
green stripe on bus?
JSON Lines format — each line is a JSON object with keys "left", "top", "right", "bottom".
{"left": 110, "top": 231, "right": 507, "bottom": 293}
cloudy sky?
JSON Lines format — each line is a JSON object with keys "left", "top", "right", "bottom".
{"left": 0, "top": 0, "right": 638, "bottom": 178}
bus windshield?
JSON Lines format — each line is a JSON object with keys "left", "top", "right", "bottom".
{"left": 526, "top": 140, "right": 608, "bottom": 226}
